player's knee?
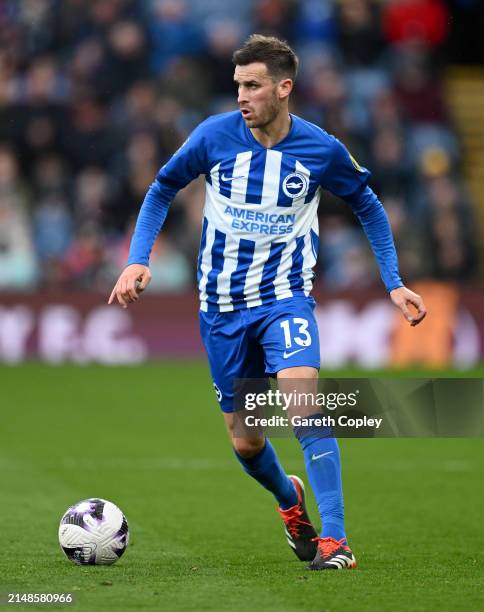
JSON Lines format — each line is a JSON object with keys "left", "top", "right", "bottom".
{"left": 231, "top": 436, "right": 265, "bottom": 458}
{"left": 224, "top": 413, "right": 265, "bottom": 457}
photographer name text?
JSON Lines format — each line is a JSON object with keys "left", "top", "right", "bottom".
{"left": 244, "top": 415, "right": 383, "bottom": 429}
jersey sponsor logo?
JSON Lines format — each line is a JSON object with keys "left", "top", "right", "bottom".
{"left": 224, "top": 205, "right": 295, "bottom": 235}
{"left": 282, "top": 172, "right": 309, "bottom": 199}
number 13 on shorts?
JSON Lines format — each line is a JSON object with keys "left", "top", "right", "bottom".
{"left": 280, "top": 318, "right": 312, "bottom": 349}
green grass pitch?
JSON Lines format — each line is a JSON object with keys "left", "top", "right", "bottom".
{"left": 1, "top": 362, "right": 483, "bottom": 611}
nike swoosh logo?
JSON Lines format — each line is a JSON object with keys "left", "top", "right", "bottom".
{"left": 311, "top": 451, "right": 333, "bottom": 461}
{"left": 221, "top": 174, "right": 247, "bottom": 182}
{"left": 283, "top": 348, "right": 305, "bottom": 359}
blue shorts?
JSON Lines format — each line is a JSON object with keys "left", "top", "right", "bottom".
{"left": 199, "top": 296, "right": 320, "bottom": 412}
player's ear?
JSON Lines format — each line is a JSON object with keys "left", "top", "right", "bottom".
{"left": 278, "top": 78, "right": 293, "bottom": 100}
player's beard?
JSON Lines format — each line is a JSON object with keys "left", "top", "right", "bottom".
{"left": 245, "top": 89, "right": 280, "bottom": 129}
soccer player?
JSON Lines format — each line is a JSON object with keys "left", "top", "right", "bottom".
{"left": 108, "top": 35, "right": 426, "bottom": 570}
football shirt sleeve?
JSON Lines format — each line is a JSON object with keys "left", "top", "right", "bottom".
{"left": 320, "top": 136, "right": 372, "bottom": 198}
{"left": 321, "top": 137, "right": 403, "bottom": 292}
{"left": 127, "top": 124, "right": 208, "bottom": 266}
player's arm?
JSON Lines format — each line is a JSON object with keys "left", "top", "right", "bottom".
{"left": 107, "top": 179, "right": 169, "bottom": 308}
{"left": 108, "top": 126, "right": 208, "bottom": 308}
{"left": 346, "top": 185, "right": 426, "bottom": 326}
{"left": 321, "top": 138, "right": 426, "bottom": 326}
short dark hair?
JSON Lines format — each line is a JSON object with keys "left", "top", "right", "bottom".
{"left": 232, "top": 34, "right": 299, "bottom": 82}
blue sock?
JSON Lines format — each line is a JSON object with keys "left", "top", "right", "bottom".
{"left": 294, "top": 415, "right": 346, "bottom": 542}
{"left": 235, "top": 439, "right": 298, "bottom": 510}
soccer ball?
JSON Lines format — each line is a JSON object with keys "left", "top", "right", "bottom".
{"left": 58, "top": 498, "right": 129, "bottom": 565}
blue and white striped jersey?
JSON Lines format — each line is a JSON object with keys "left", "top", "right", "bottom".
{"left": 128, "top": 111, "right": 402, "bottom": 311}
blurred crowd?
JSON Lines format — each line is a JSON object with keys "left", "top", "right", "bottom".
{"left": 0, "top": 0, "right": 479, "bottom": 293}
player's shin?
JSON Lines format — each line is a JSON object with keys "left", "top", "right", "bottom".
{"left": 293, "top": 416, "right": 346, "bottom": 543}
{"left": 234, "top": 439, "right": 298, "bottom": 509}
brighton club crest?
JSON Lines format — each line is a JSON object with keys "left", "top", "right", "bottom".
{"left": 282, "top": 172, "right": 309, "bottom": 199}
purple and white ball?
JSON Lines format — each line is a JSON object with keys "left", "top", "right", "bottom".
{"left": 58, "top": 498, "right": 129, "bottom": 565}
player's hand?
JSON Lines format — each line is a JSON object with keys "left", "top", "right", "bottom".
{"left": 390, "top": 286, "right": 427, "bottom": 327}
{"left": 108, "top": 264, "right": 151, "bottom": 309}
